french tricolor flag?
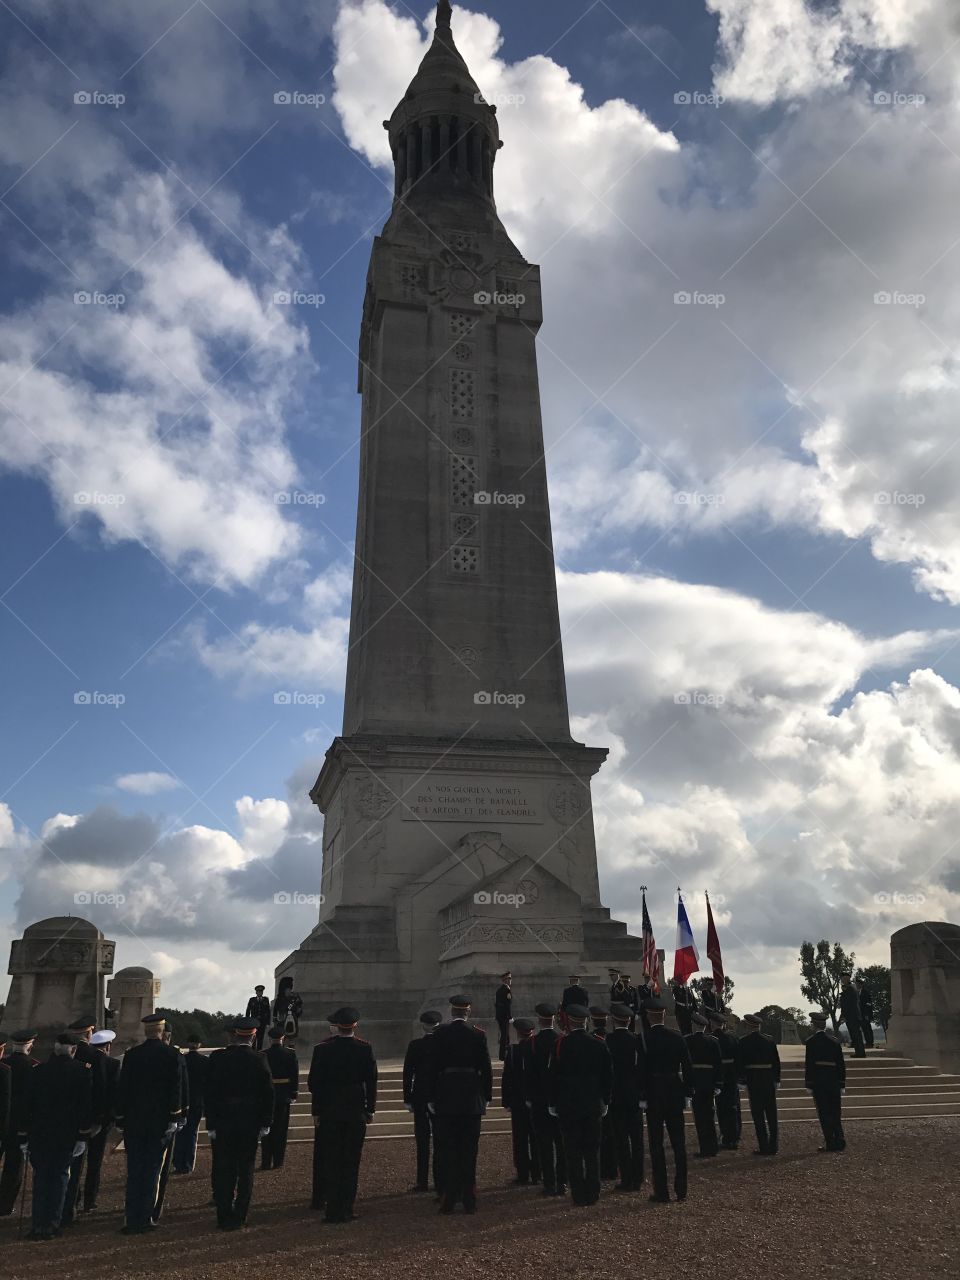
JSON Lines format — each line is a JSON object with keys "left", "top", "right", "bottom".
{"left": 673, "top": 890, "right": 700, "bottom": 984}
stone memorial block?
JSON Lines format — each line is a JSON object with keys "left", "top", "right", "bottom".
{"left": 888, "top": 920, "right": 960, "bottom": 1072}
{"left": 1, "top": 916, "right": 114, "bottom": 1045}
{"left": 108, "top": 965, "right": 162, "bottom": 1053}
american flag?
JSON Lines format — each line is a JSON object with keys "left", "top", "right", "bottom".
{"left": 641, "top": 889, "right": 661, "bottom": 995}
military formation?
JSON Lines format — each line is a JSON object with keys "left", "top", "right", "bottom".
{"left": 0, "top": 970, "right": 872, "bottom": 1238}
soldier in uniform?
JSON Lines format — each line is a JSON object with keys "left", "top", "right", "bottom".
{"left": 494, "top": 972, "right": 512, "bottom": 1061}
{"left": 671, "top": 980, "right": 697, "bottom": 1036}
{"left": 173, "top": 1035, "right": 208, "bottom": 1174}
{"left": 425, "top": 995, "right": 492, "bottom": 1214}
{"left": 0, "top": 1036, "right": 8, "bottom": 1134}
{"left": 309, "top": 1013, "right": 337, "bottom": 1211}
{"left": 855, "top": 978, "right": 875, "bottom": 1050}
{"left": 82, "top": 1029, "right": 121, "bottom": 1213}
{"left": 707, "top": 1010, "right": 742, "bottom": 1148}
{"left": 684, "top": 1012, "right": 721, "bottom": 1158}
{"left": 588, "top": 1006, "right": 618, "bottom": 1181}
{"left": 502, "top": 1017, "right": 540, "bottom": 1185}
{"left": 643, "top": 997, "right": 693, "bottom": 1204}
{"left": 739, "top": 1012, "right": 781, "bottom": 1155}
{"left": 245, "top": 986, "right": 273, "bottom": 1051}
{"left": 0, "top": 1029, "right": 38, "bottom": 1216}
{"left": 560, "top": 975, "right": 588, "bottom": 1030}
{"left": 403, "top": 1010, "right": 441, "bottom": 1193}
{"left": 547, "top": 1003, "right": 612, "bottom": 1207}
{"left": 839, "top": 972, "right": 866, "bottom": 1057}
{"left": 606, "top": 1001, "right": 645, "bottom": 1191}
{"left": 805, "top": 1012, "right": 846, "bottom": 1151}
{"left": 59, "top": 1016, "right": 108, "bottom": 1227}
{"left": 20, "top": 1033, "right": 93, "bottom": 1241}
{"left": 151, "top": 1024, "right": 188, "bottom": 1226}
{"left": 204, "top": 1016, "right": 273, "bottom": 1230}
{"left": 620, "top": 974, "right": 640, "bottom": 1032}
{"left": 114, "top": 1013, "right": 184, "bottom": 1234}
{"left": 523, "top": 1002, "right": 565, "bottom": 1197}
{"left": 261, "top": 1026, "right": 299, "bottom": 1170}
{"left": 308, "top": 1007, "right": 377, "bottom": 1224}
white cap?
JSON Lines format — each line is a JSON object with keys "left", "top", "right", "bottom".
{"left": 91, "top": 1029, "right": 116, "bottom": 1045}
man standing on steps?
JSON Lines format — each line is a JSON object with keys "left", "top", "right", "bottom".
{"left": 494, "top": 972, "right": 512, "bottom": 1061}
{"left": 502, "top": 1017, "right": 540, "bottom": 1186}
{"left": 261, "top": 1026, "right": 299, "bottom": 1171}
{"left": 547, "top": 1003, "right": 612, "bottom": 1207}
{"left": 856, "top": 979, "right": 875, "bottom": 1049}
{"left": 804, "top": 1011, "right": 847, "bottom": 1151}
{"left": 560, "top": 974, "right": 588, "bottom": 1031}
{"left": 309, "top": 1007, "right": 377, "bottom": 1224}
{"left": 739, "top": 1012, "right": 781, "bottom": 1155}
{"left": 523, "top": 1002, "right": 566, "bottom": 1198}
{"left": 685, "top": 1012, "right": 722, "bottom": 1158}
{"left": 403, "top": 1011, "right": 442, "bottom": 1193}
{"left": 245, "top": 986, "right": 272, "bottom": 1052}
{"left": 204, "top": 1017, "right": 274, "bottom": 1231}
{"left": 707, "top": 1010, "right": 742, "bottom": 1149}
{"left": 426, "top": 995, "right": 492, "bottom": 1215}
{"left": 606, "top": 1002, "right": 645, "bottom": 1192}
{"left": 839, "top": 973, "right": 866, "bottom": 1057}
{"left": 643, "top": 997, "right": 693, "bottom": 1204}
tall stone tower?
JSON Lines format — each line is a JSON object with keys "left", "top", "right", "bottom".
{"left": 278, "top": 2, "right": 642, "bottom": 1052}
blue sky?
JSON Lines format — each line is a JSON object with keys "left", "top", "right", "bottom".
{"left": 2, "top": 0, "right": 960, "bottom": 1014}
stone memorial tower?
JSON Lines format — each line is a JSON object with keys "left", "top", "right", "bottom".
{"left": 278, "top": 2, "right": 643, "bottom": 1052}
{"left": 1, "top": 916, "right": 115, "bottom": 1042}
{"left": 108, "top": 964, "right": 162, "bottom": 1054}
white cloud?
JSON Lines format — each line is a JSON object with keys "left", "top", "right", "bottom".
{"left": 116, "top": 771, "right": 182, "bottom": 795}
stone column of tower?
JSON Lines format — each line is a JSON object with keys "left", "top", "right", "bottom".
{"left": 278, "top": 2, "right": 643, "bottom": 1054}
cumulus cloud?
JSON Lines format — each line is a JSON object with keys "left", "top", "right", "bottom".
{"left": 116, "top": 771, "right": 182, "bottom": 795}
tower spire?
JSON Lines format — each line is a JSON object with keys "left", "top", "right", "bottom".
{"left": 437, "top": 0, "right": 452, "bottom": 29}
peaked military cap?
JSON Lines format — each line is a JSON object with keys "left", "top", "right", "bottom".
{"left": 609, "top": 1002, "right": 633, "bottom": 1020}
{"left": 642, "top": 996, "right": 666, "bottom": 1012}
{"left": 91, "top": 1029, "right": 116, "bottom": 1045}
{"left": 57, "top": 1032, "right": 82, "bottom": 1046}
{"left": 588, "top": 1005, "right": 608, "bottom": 1019}
{"left": 534, "top": 1002, "right": 556, "bottom": 1018}
{"left": 419, "top": 1010, "right": 442, "bottom": 1026}
{"left": 565, "top": 1004, "right": 589, "bottom": 1020}
{"left": 512, "top": 1018, "right": 536, "bottom": 1034}
{"left": 329, "top": 1007, "right": 360, "bottom": 1027}
{"left": 142, "top": 1012, "right": 166, "bottom": 1025}
{"left": 743, "top": 1013, "right": 763, "bottom": 1026}
{"left": 691, "top": 1012, "right": 709, "bottom": 1027}
{"left": 68, "top": 1016, "right": 96, "bottom": 1031}
{"left": 12, "top": 1029, "right": 38, "bottom": 1042}
{"left": 705, "top": 1009, "right": 725, "bottom": 1025}
{"left": 267, "top": 1025, "right": 286, "bottom": 1040}
{"left": 254, "top": 984, "right": 266, "bottom": 992}
{"left": 230, "top": 1017, "right": 259, "bottom": 1034}
{"left": 449, "top": 994, "right": 472, "bottom": 1010}
{"left": 809, "top": 1012, "right": 827, "bottom": 1026}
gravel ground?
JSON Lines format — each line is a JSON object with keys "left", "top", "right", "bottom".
{"left": 2, "top": 1119, "right": 957, "bottom": 1280}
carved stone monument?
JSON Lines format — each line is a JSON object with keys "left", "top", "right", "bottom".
{"left": 888, "top": 920, "right": 960, "bottom": 1072}
{"left": 107, "top": 965, "right": 161, "bottom": 1054}
{"left": 1, "top": 916, "right": 115, "bottom": 1043}
{"left": 277, "top": 2, "right": 644, "bottom": 1053}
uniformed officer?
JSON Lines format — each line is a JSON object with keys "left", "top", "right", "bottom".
{"left": 643, "top": 997, "right": 693, "bottom": 1204}
{"left": 308, "top": 1007, "right": 377, "bottom": 1224}
{"left": 606, "top": 1001, "right": 645, "bottom": 1191}
{"left": 82, "top": 1029, "right": 121, "bottom": 1213}
{"left": 173, "top": 1035, "right": 208, "bottom": 1174}
{"left": 245, "top": 986, "right": 273, "bottom": 1051}
{"left": 261, "top": 1026, "right": 299, "bottom": 1170}
{"left": 403, "top": 1010, "right": 441, "bottom": 1193}
{"left": 620, "top": 974, "right": 640, "bottom": 1031}
{"left": 685, "top": 1012, "right": 722, "bottom": 1158}
{"left": 839, "top": 973, "right": 866, "bottom": 1057}
{"left": 0, "top": 1028, "right": 38, "bottom": 1216}
{"left": 671, "top": 980, "right": 697, "bottom": 1036}
{"left": 739, "top": 1012, "right": 781, "bottom": 1155}
{"left": 589, "top": 1006, "right": 618, "bottom": 1181}
{"left": 494, "top": 973, "right": 513, "bottom": 1061}
{"left": 20, "top": 1033, "right": 93, "bottom": 1241}
{"left": 547, "top": 1003, "right": 612, "bottom": 1207}
{"left": 60, "top": 1016, "right": 109, "bottom": 1227}
{"left": 502, "top": 1017, "right": 540, "bottom": 1185}
{"left": 426, "top": 995, "right": 492, "bottom": 1214}
{"left": 151, "top": 1025, "right": 188, "bottom": 1226}
{"left": 309, "top": 1013, "right": 337, "bottom": 1211}
{"left": 560, "top": 975, "right": 588, "bottom": 1029}
{"left": 114, "top": 1013, "right": 183, "bottom": 1235}
{"left": 0, "top": 1037, "right": 8, "bottom": 1136}
{"left": 805, "top": 1012, "right": 846, "bottom": 1151}
{"left": 522, "top": 1002, "right": 565, "bottom": 1197}
{"left": 707, "top": 1009, "right": 742, "bottom": 1148}
{"left": 856, "top": 980, "right": 875, "bottom": 1049}
{"left": 204, "top": 1016, "right": 273, "bottom": 1230}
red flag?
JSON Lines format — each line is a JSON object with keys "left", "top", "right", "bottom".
{"left": 641, "top": 889, "right": 661, "bottom": 995}
{"left": 705, "top": 892, "right": 724, "bottom": 999}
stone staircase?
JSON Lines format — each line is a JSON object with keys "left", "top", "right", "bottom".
{"left": 197, "top": 1046, "right": 960, "bottom": 1146}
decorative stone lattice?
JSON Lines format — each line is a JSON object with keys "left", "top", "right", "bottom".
{"left": 451, "top": 545, "right": 479, "bottom": 574}
{"left": 449, "top": 311, "right": 475, "bottom": 339}
{"left": 453, "top": 426, "right": 474, "bottom": 447}
{"left": 397, "top": 262, "right": 426, "bottom": 294}
{"left": 453, "top": 342, "right": 473, "bottom": 362}
{"left": 450, "top": 369, "right": 476, "bottom": 419}
{"left": 446, "top": 230, "right": 480, "bottom": 254}
{"left": 452, "top": 513, "right": 478, "bottom": 540}
{"left": 451, "top": 454, "right": 479, "bottom": 507}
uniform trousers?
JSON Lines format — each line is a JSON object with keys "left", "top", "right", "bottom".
{"left": 531, "top": 1104, "right": 565, "bottom": 1192}
{"left": 260, "top": 1098, "right": 291, "bottom": 1169}
{"left": 716, "top": 1083, "right": 742, "bottom": 1146}
{"left": 747, "top": 1086, "right": 778, "bottom": 1153}
{"left": 559, "top": 1115, "right": 602, "bottom": 1206}
{"left": 315, "top": 1109, "right": 367, "bottom": 1219}
{"left": 122, "top": 1132, "right": 167, "bottom": 1231}
{"left": 434, "top": 1114, "right": 481, "bottom": 1206}
{"left": 211, "top": 1128, "right": 259, "bottom": 1226}
{"left": 609, "top": 1101, "right": 644, "bottom": 1187}
{"left": 691, "top": 1090, "right": 719, "bottom": 1155}
{"left": 29, "top": 1142, "right": 74, "bottom": 1236}
{"left": 83, "top": 1122, "right": 113, "bottom": 1209}
{"left": 812, "top": 1088, "right": 845, "bottom": 1150}
{"left": 646, "top": 1100, "right": 687, "bottom": 1199}
{"left": 413, "top": 1105, "right": 436, "bottom": 1190}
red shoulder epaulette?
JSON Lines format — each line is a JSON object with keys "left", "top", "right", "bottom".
{"left": 354, "top": 1035, "right": 369, "bottom": 1044}
{"left": 474, "top": 1025, "right": 486, "bottom": 1034}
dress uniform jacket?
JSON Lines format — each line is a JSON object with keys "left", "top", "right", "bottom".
{"left": 804, "top": 1029, "right": 846, "bottom": 1150}
{"left": 309, "top": 1036, "right": 377, "bottom": 1221}
{"left": 606, "top": 1025, "right": 646, "bottom": 1190}
{"left": 522, "top": 1027, "right": 565, "bottom": 1193}
{"left": 403, "top": 1033, "right": 438, "bottom": 1191}
{"left": 425, "top": 1019, "right": 491, "bottom": 1209}
{"left": 739, "top": 1029, "right": 781, "bottom": 1154}
{"left": 261, "top": 1043, "right": 299, "bottom": 1170}
{"left": 0, "top": 1050, "right": 38, "bottom": 1215}
{"left": 22, "top": 1054, "right": 94, "bottom": 1237}
{"left": 547, "top": 1028, "right": 612, "bottom": 1206}
{"left": 116, "top": 1040, "right": 184, "bottom": 1138}
{"left": 205, "top": 1044, "right": 274, "bottom": 1229}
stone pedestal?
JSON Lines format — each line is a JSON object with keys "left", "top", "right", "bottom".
{"left": 0, "top": 916, "right": 115, "bottom": 1049}
{"left": 888, "top": 921, "right": 960, "bottom": 1072}
{"left": 107, "top": 965, "right": 161, "bottom": 1054}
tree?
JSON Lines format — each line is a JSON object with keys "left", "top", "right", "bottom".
{"left": 757, "top": 1004, "right": 808, "bottom": 1041}
{"left": 692, "top": 976, "right": 736, "bottom": 1010}
{"left": 855, "top": 963, "right": 892, "bottom": 1030}
{"left": 799, "top": 940, "right": 856, "bottom": 1031}
{"left": 156, "top": 1007, "right": 239, "bottom": 1046}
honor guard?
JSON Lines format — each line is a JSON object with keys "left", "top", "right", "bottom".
{"left": 173, "top": 1035, "right": 209, "bottom": 1174}
{"left": 261, "top": 1027, "right": 299, "bottom": 1170}
{"left": 245, "top": 986, "right": 273, "bottom": 1051}
{"left": 523, "top": 1003, "right": 566, "bottom": 1197}
{"left": 403, "top": 1011, "right": 441, "bottom": 1193}
{"left": 670, "top": 980, "right": 697, "bottom": 1036}
{"left": 546, "top": 1003, "right": 612, "bottom": 1207}
{"left": 739, "top": 1013, "right": 781, "bottom": 1155}
{"left": 20, "top": 1033, "right": 94, "bottom": 1240}
{"left": 308, "top": 1007, "right": 377, "bottom": 1224}
{"left": 502, "top": 1017, "right": 540, "bottom": 1185}
{"left": 620, "top": 975, "right": 640, "bottom": 1031}
{"left": 494, "top": 972, "right": 513, "bottom": 1061}
{"left": 642, "top": 997, "right": 694, "bottom": 1204}
{"left": 83, "top": 1029, "right": 120, "bottom": 1213}
{"left": 685, "top": 1012, "right": 722, "bottom": 1158}
{"left": 204, "top": 1017, "right": 274, "bottom": 1230}
{"left": 0, "top": 1029, "right": 38, "bottom": 1217}
{"left": 606, "top": 1002, "right": 646, "bottom": 1191}
{"left": 805, "top": 1012, "right": 846, "bottom": 1151}
{"left": 839, "top": 973, "right": 866, "bottom": 1058}
{"left": 706, "top": 1009, "right": 742, "bottom": 1148}
{"left": 559, "top": 975, "right": 588, "bottom": 1029}
{"left": 309, "top": 1013, "right": 338, "bottom": 1211}
{"left": 60, "top": 1016, "right": 109, "bottom": 1228}
{"left": 151, "top": 1024, "right": 187, "bottom": 1226}
{"left": 426, "top": 995, "right": 492, "bottom": 1214}
{"left": 589, "top": 1006, "right": 618, "bottom": 1181}
{"left": 856, "top": 979, "right": 875, "bottom": 1049}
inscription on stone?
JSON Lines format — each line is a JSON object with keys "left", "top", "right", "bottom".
{"left": 401, "top": 778, "right": 543, "bottom": 823}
